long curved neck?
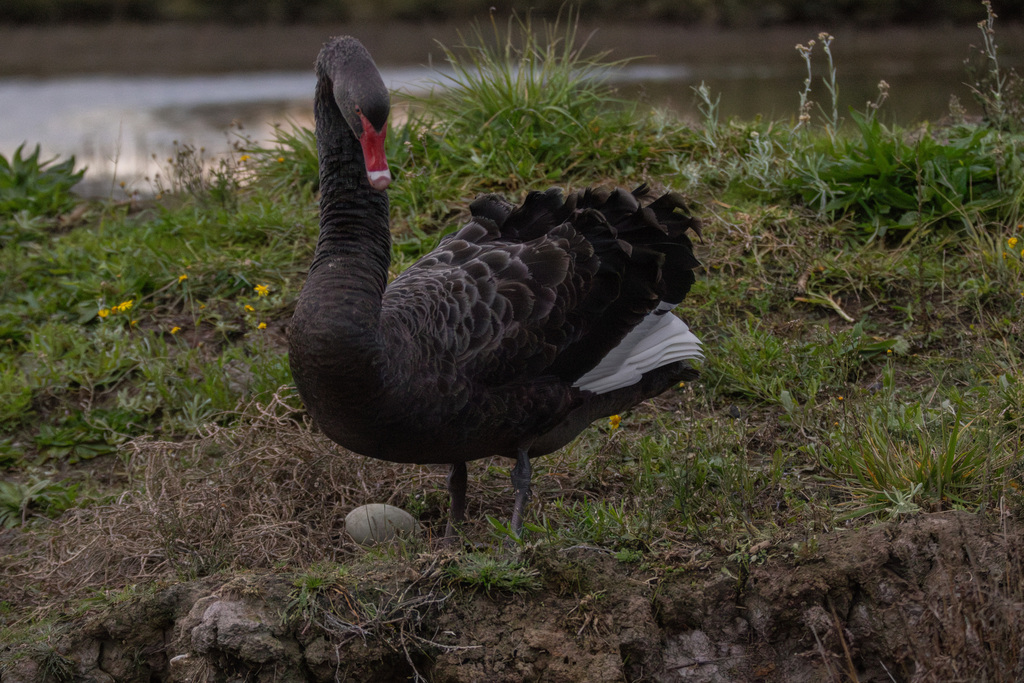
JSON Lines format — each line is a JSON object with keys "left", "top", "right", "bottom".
{"left": 306, "top": 75, "right": 391, "bottom": 334}
{"left": 289, "top": 44, "right": 398, "bottom": 455}
{"left": 290, "top": 76, "right": 392, "bottom": 424}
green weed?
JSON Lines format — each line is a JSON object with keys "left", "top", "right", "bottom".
{"left": 0, "top": 478, "right": 81, "bottom": 528}
{"left": 0, "top": 144, "right": 84, "bottom": 220}
{"left": 791, "top": 116, "right": 1023, "bottom": 242}
{"left": 687, "top": 21, "right": 1024, "bottom": 245}
{"left": 445, "top": 553, "right": 540, "bottom": 596}
{"left": 39, "top": 649, "right": 75, "bottom": 683}
{"left": 794, "top": 33, "right": 841, "bottom": 140}
{"left": 706, "top": 320, "right": 867, "bottom": 407}
{"left": 288, "top": 562, "right": 351, "bottom": 622}
{"left": 812, "top": 365, "right": 1017, "bottom": 518}
{"left": 530, "top": 498, "right": 655, "bottom": 549}
{"left": 663, "top": 417, "right": 784, "bottom": 542}
{"left": 425, "top": 10, "right": 626, "bottom": 182}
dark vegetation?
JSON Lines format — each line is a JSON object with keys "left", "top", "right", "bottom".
{"left": 1, "top": 3, "right": 1023, "bottom": 680}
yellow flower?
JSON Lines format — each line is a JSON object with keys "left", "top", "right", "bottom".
{"left": 608, "top": 414, "right": 621, "bottom": 430}
{"left": 170, "top": 326, "right": 181, "bottom": 335}
{"left": 116, "top": 299, "right": 134, "bottom": 313}
{"left": 178, "top": 274, "right": 188, "bottom": 283}
{"left": 258, "top": 322, "right": 267, "bottom": 330}
{"left": 244, "top": 304, "right": 254, "bottom": 312}
{"left": 239, "top": 155, "right": 250, "bottom": 162}
{"left": 837, "top": 396, "right": 844, "bottom": 401}
{"left": 277, "top": 156, "right": 285, "bottom": 163}
{"left": 130, "top": 320, "right": 138, "bottom": 326}
{"left": 98, "top": 308, "right": 111, "bottom": 318}
{"left": 1010, "top": 237, "right": 1019, "bottom": 248}
{"left": 254, "top": 284, "right": 270, "bottom": 297}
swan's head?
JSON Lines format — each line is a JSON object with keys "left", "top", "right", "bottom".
{"left": 318, "top": 36, "right": 391, "bottom": 191}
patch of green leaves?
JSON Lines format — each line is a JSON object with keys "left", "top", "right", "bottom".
{"left": 445, "top": 553, "right": 540, "bottom": 596}
{"left": 0, "top": 477, "right": 82, "bottom": 528}
{"left": 792, "top": 113, "right": 1023, "bottom": 242}
{"left": 0, "top": 144, "right": 84, "bottom": 219}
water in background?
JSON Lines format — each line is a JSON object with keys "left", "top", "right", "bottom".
{"left": 1, "top": 23, "right": 1020, "bottom": 196}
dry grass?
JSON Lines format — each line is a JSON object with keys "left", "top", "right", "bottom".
{"left": 1, "top": 389, "right": 686, "bottom": 613}
{"left": 2, "top": 390, "right": 457, "bottom": 606}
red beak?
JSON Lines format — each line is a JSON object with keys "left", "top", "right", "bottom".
{"left": 358, "top": 112, "right": 391, "bottom": 191}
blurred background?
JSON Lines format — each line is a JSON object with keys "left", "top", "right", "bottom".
{"left": 2, "top": 0, "right": 1018, "bottom": 25}
{"left": 1, "top": 0, "right": 1022, "bottom": 195}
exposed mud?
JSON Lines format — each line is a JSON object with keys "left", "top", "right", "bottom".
{"left": 3, "top": 511, "right": 1021, "bottom": 682}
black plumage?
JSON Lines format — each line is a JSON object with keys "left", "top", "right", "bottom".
{"left": 288, "top": 36, "right": 704, "bottom": 537}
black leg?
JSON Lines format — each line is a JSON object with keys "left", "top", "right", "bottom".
{"left": 509, "top": 448, "right": 532, "bottom": 535}
{"left": 444, "top": 462, "right": 467, "bottom": 540}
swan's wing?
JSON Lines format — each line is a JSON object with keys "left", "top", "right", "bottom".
{"left": 381, "top": 187, "right": 702, "bottom": 395}
{"left": 382, "top": 210, "right": 580, "bottom": 388}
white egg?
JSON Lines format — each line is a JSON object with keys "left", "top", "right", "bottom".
{"left": 345, "top": 504, "right": 418, "bottom": 545}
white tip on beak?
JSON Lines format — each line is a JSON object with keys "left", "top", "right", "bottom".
{"left": 368, "top": 169, "right": 391, "bottom": 191}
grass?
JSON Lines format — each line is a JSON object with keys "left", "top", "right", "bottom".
{"left": 1, "top": 4, "right": 1024, "bottom": 677}
{"left": 288, "top": 562, "right": 352, "bottom": 623}
{"left": 444, "top": 553, "right": 541, "bottom": 596}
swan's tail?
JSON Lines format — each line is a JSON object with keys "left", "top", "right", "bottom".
{"left": 573, "top": 302, "right": 702, "bottom": 394}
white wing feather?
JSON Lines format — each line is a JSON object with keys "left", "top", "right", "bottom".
{"left": 572, "top": 302, "right": 702, "bottom": 395}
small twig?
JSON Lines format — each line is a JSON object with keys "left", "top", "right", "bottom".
{"left": 576, "top": 614, "right": 593, "bottom": 638}
{"left": 809, "top": 622, "right": 839, "bottom": 682}
{"left": 409, "top": 634, "right": 482, "bottom": 652}
{"left": 670, "top": 653, "right": 749, "bottom": 670}
{"left": 400, "top": 624, "right": 429, "bottom": 683}
{"left": 795, "top": 290, "right": 855, "bottom": 322}
{"left": 878, "top": 659, "right": 898, "bottom": 683}
{"left": 559, "top": 544, "right": 613, "bottom": 554}
{"left": 827, "top": 594, "right": 859, "bottom": 682}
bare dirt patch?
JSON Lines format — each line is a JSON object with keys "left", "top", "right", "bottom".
{"left": 3, "top": 512, "right": 1022, "bottom": 681}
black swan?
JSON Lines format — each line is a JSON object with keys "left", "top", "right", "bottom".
{"left": 288, "top": 36, "right": 703, "bottom": 538}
